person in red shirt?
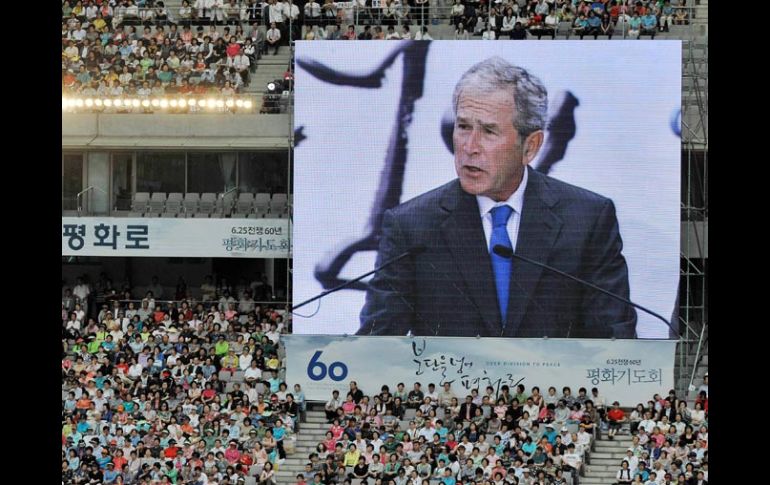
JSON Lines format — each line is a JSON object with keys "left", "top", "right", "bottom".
{"left": 606, "top": 401, "right": 626, "bottom": 440}
{"left": 226, "top": 38, "right": 241, "bottom": 58}
{"left": 112, "top": 449, "right": 128, "bottom": 471}
{"left": 164, "top": 439, "right": 180, "bottom": 459}
{"left": 238, "top": 450, "right": 254, "bottom": 473}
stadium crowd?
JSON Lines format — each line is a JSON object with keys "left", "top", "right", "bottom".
{"left": 62, "top": 271, "right": 708, "bottom": 484}
{"left": 61, "top": 272, "right": 298, "bottom": 484}
{"left": 301, "top": 379, "right": 708, "bottom": 484}
{"left": 62, "top": 0, "right": 270, "bottom": 98}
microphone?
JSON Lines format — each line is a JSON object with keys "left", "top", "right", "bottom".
{"left": 491, "top": 244, "right": 679, "bottom": 337}
{"left": 293, "top": 245, "right": 427, "bottom": 311}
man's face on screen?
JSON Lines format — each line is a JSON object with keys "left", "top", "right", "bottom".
{"left": 453, "top": 89, "right": 527, "bottom": 202}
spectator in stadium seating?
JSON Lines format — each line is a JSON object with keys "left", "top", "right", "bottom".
{"left": 342, "top": 24, "right": 356, "bottom": 40}
{"left": 629, "top": 403, "right": 645, "bottom": 434}
{"left": 641, "top": 9, "right": 657, "bottom": 38}
{"left": 697, "top": 373, "right": 708, "bottom": 397}
{"left": 454, "top": 22, "right": 470, "bottom": 40}
{"left": 673, "top": 3, "right": 688, "bottom": 25}
{"left": 383, "top": 25, "right": 398, "bottom": 40}
{"left": 607, "top": 401, "right": 626, "bottom": 439}
{"left": 627, "top": 11, "right": 642, "bottom": 39}
{"left": 266, "top": 22, "right": 281, "bottom": 55}
{"left": 414, "top": 26, "right": 433, "bottom": 41}
{"left": 401, "top": 25, "right": 413, "bottom": 40}
{"left": 599, "top": 12, "right": 614, "bottom": 38}
{"left": 481, "top": 25, "right": 496, "bottom": 40}
{"left": 585, "top": 10, "right": 602, "bottom": 38}
{"left": 572, "top": 12, "right": 588, "bottom": 38}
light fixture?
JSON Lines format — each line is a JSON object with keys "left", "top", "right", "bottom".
{"left": 85, "top": 98, "right": 94, "bottom": 107}
{"left": 62, "top": 98, "right": 68, "bottom": 110}
{"left": 160, "top": 99, "right": 169, "bottom": 108}
{"left": 75, "top": 98, "right": 84, "bottom": 107}
{"left": 207, "top": 98, "right": 216, "bottom": 109}
{"left": 169, "top": 99, "right": 178, "bottom": 107}
{"left": 151, "top": 99, "right": 160, "bottom": 107}
{"left": 243, "top": 100, "right": 253, "bottom": 110}
{"left": 131, "top": 99, "right": 140, "bottom": 108}
{"left": 187, "top": 99, "right": 196, "bottom": 107}
{"left": 267, "top": 82, "right": 276, "bottom": 92}
{"left": 197, "top": 99, "right": 207, "bottom": 107}
{"left": 104, "top": 98, "right": 113, "bottom": 107}
{"left": 94, "top": 99, "right": 103, "bottom": 107}
{"left": 235, "top": 99, "right": 244, "bottom": 108}
{"left": 113, "top": 99, "right": 123, "bottom": 107}
{"left": 141, "top": 99, "right": 150, "bottom": 107}
{"left": 215, "top": 99, "right": 225, "bottom": 108}
{"left": 225, "top": 99, "right": 235, "bottom": 108}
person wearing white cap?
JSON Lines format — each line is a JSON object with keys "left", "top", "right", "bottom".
{"left": 624, "top": 448, "right": 639, "bottom": 474}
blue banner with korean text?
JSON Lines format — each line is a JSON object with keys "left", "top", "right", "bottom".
{"left": 62, "top": 217, "right": 290, "bottom": 258}
{"left": 284, "top": 335, "right": 676, "bottom": 404}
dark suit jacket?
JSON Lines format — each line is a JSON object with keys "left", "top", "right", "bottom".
{"left": 358, "top": 166, "right": 636, "bottom": 338}
{"left": 458, "top": 403, "right": 478, "bottom": 421}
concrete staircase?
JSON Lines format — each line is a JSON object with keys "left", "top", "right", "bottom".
{"left": 581, "top": 433, "right": 635, "bottom": 485}
{"left": 275, "top": 409, "right": 329, "bottom": 482}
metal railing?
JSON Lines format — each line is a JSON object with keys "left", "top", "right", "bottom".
{"left": 76, "top": 185, "right": 108, "bottom": 213}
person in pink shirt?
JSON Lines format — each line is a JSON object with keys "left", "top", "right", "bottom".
{"left": 224, "top": 440, "right": 241, "bottom": 464}
{"left": 181, "top": 25, "right": 193, "bottom": 44}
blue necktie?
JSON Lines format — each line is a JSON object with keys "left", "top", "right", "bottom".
{"left": 490, "top": 205, "right": 514, "bottom": 326}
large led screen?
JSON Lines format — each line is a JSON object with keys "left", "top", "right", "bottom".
{"left": 293, "top": 41, "right": 681, "bottom": 339}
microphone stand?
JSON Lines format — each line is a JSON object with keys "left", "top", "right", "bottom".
{"left": 293, "top": 246, "right": 425, "bottom": 311}
{"left": 492, "top": 244, "right": 679, "bottom": 337}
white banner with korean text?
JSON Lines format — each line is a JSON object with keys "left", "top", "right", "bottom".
{"left": 62, "top": 217, "right": 290, "bottom": 258}
{"left": 284, "top": 335, "right": 677, "bottom": 404}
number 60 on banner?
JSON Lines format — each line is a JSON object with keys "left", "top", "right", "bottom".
{"left": 307, "top": 351, "right": 349, "bottom": 381}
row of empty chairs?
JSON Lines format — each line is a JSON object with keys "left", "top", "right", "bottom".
{"left": 128, "top": 191, "right": 290, "bottom": 218}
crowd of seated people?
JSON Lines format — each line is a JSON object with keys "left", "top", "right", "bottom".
{"left": 62, "top": 0, "right": 273, "bottom": 100}
{"left": 305, "top": 382, "right": 610, "bottom": 484}
{"left": 61, "top": 271, "right": 299, "bottom": 484}
{"left": 612, "top": 377, "right": 708, "bottom": 485}
{"left": 299, "top": 378, "right": 708, "bottom": 484}
{"left": 297, "top": 0, "right": 693, "bottom": 41}
{"left": 62, "top": 0, "right": 696, "bottom": 60}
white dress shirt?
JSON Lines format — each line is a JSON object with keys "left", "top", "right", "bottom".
{"left": 476, "top": 167, "right": 529, "bottom": 254}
